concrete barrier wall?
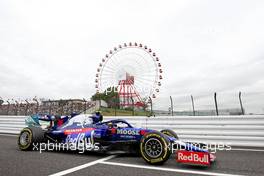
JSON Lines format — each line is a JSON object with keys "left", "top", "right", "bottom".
{"left": 1, "top": 115, "right": 264, "bottom": 147}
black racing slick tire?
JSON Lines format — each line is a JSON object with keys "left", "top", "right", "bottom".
{"left": 18, "top": 127, "right": 45, "bottom": 151}
{"left": 140, "top": 131, "right": 171, "bottom": 165}
{"left": 160, "top": 129, "right": 179, "bottom": 140}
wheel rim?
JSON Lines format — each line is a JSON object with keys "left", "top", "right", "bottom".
{"left": 20, "top": 131, "right": 30, "bottom": 146}
{"left": 145, "top": 138, "right": 163, "bottom": 158}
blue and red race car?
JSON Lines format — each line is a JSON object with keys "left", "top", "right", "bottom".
{"left": 18, "top": 114, "right": 215, "bottom": 166}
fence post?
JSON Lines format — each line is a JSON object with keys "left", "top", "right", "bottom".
{"left": 214, "top": 92, "right": 219, "bottom": 116}
{"left": 149, "top": 96, "right": 153, "bottom": 116}
{"left": 239, "top": 91, "right": 245, "bottom": 115}
{"left": 170, "top": 96, "right": 173, "bottom": 116}
{"left": 48, "top": 99, "right": 52, "bottom": 114}
{"left": 25, "top": 100, "right": 29, "bottom": 116}
{"left": 191, "top": 95, "right": 195, "bottom": 116}
{"left": 131, "top": 97, "right": 134, "bottom": 116}
{"left": 83, "top": 98, "right": 87, "bottom": 113}
{"left": 7, "top": 100, "right": 10, "bottom": 115}
{"left": 59, "top": 99, "right": 63, "bottom": 116}
{"left": 66, "top": 101, "right": 70, "bottom": 115}
{"left": 70, "top": 99, "right": 73, "bottom": 113}
{"left": 33, "top": 98, "right": 39, "bottom": 114}
{"left": 0, "top": 97, "right": 3, "bottom": 114}
{"left": 114, "top": 94, "right": 118, "bottom": 116}
{"left": 15, "top": 100, "right": 19, "bottom": 115}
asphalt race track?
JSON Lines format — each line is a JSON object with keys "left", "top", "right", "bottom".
{"left": 1, "top": 134, "right": 264, "bottom": 176}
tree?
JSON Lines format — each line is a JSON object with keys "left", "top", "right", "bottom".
{"left": 91, "top": 87, "right": 119, "bottom": 108}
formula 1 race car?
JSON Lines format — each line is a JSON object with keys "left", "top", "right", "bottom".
{"left": 18, "top": 114, "right": 215, "bottom": 165}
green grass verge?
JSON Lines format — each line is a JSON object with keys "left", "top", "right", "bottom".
{"left": 99, "top": 107, "right": 151, "bottom": 116}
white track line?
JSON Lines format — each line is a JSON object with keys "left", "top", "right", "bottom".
{"left": 100, "top": 161, "right": 244, "bottom": 176}
{"left": 49, "top": 155, "right": 116, "bottom": 176}
{"left": 231, "top": 148, "right": 264, "bottom": 152}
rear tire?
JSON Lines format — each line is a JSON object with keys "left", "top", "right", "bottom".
{"left": 18, "top": 127, "right": 45, "bottom": 151}
{"left": 140, "top": 131, "right": 171, "bottom": 165}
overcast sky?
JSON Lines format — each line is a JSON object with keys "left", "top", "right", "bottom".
{"left": 0, "top": 0, "right": 264, "bottom": 113}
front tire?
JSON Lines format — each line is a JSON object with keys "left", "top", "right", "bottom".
{"left": 140, "top": 131, "right": 171, "bottom": 165}
{"left": 18, "top": 127, "right": 45, "bottom": 151}
{"left": 160, "top": 129, "right": 179, "bottom": 140}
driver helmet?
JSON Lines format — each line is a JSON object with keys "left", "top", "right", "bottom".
{"left": 70, "top": 112, "right": 78, "bottom": 117}
{"left": 95, "top": 111, "right": 101, "bottom": 116}
{"left": 94, "top": 111, "right": 103, "bottom": 122}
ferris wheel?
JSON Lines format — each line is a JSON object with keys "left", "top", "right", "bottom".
{"left": 95, "top": 42, "right": 163, "bottom": 107}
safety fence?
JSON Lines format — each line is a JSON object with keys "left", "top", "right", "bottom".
{"left": 0, "top": 100, "right": 97, "bottom": 116}
{"left": 0, "top": 115, "right": 264, "bottom": 147}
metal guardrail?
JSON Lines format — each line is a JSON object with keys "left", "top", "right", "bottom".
{"left": 1, "top": 115, "right": 264, "bottom": 147}
{"left": 0, "top": 116, "right": 26, "bottom": 134}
